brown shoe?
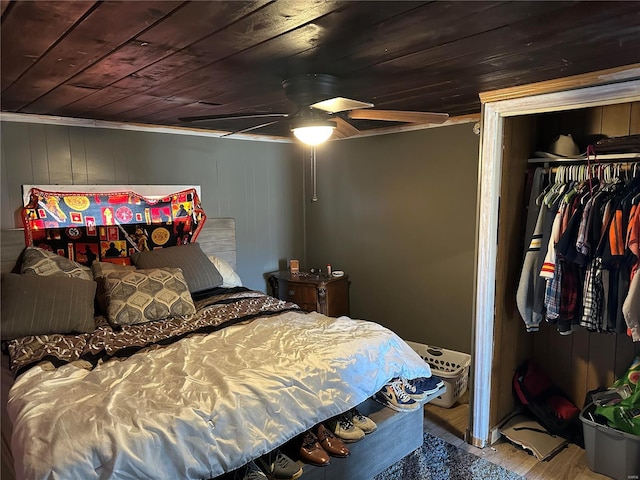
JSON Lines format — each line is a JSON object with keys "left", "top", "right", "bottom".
{"left": 316, "top": 423, "right": 350, "bottom": 458}
{"left": 299, "top": 431, "right": 330, "bottom": 467}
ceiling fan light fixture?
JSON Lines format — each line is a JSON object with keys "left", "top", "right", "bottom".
{"left": 291, "top": 120, "right": 336, "bottom": 146}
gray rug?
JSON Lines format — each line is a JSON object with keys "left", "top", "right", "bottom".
{"left": 374, "top": 431, "right": 526, "bottom": 480}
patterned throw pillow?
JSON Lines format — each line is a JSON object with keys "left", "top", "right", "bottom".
{"left": 91, "top": 261, "right": 136, "bottom": 279}
{"left": 21, "top": 247, "right": 92, "bottom": 281}
{"left": 131, "top": 242, "right": 223, "bottom": 293}
{"left": 103, "top": 267, "right": 196, "bottom": 326}
{"left": 91, "top": 261, "right": 137, "bottom": 314}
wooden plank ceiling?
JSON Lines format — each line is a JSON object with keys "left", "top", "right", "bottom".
{"left": 1, "top": 1, "right": 639, "bottom": 141}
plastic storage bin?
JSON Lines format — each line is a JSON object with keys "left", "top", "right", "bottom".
{"left": 580, "top": 403, "right": 640, "bottom": 480}
{"left": 405, "top": 341, "right": 471, "bottom": 408}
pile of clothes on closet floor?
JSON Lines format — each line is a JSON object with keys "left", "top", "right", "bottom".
{"left": 230, "top": 375, "right": 444, "bottom": 480}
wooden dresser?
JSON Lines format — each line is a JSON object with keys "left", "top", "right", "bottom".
{"left": 268, "top": 271, "right": 350, "bottom": 317}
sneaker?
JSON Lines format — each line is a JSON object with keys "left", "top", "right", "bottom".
{"left": 324, "top": 415, "right": 365, "bottom": 443}
{"left": 373, "top": 379, "right": 420, "bottom": 412}
{"left": 257, "top": 450, "right": 303, "bottom": 479}
{"left": 410, "top": 375, "right": 445, "bottom": 396}
{"left": 234, "top": 461, "right": 268, "bottom": 480}
{"left": 347, "top": 407, "right": 377, "bottom": 434}
{"left": 398, "top": 376, "right": 429, "bottom": 402}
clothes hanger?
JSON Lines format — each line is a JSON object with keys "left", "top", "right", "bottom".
{"left": 535, "top": 167, "right": 554, "bottom": 206}
{"left": 544, "top": 165, "right": 567, "bottom": 207}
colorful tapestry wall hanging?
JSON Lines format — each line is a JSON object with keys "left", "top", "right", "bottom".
{"left": 22, "top": 187, "right": 206, "bottom": 266}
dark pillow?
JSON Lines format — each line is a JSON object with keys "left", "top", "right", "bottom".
{"left": 1, "top": 273, "right": 96, "bottom": 340}
{"left": 102, "top": 267, "right": 196, "bottom": 326}
{"left": 130, "top": 243, "right": 223, "bottom": 293}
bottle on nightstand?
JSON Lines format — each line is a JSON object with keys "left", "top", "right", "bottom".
{"left": 289, "top": 259, "right": 299, "bottom": 274}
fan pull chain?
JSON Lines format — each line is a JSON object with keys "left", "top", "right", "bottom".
{"left": 311, "top": 146, "right": 318, "bottom": 202}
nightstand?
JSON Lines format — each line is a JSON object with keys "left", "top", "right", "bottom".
{"left": 268, "top": 271, "right": 350, "bottom": 317}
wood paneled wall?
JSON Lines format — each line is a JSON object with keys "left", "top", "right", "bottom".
{"left": 536, "top": 101, "right": 640, "bottom": 150}
{"left": 491, "top": 102, "right": 640, "bottom": 430}
{"left": 0, "top": 122, "right": 305, "bottom": 291}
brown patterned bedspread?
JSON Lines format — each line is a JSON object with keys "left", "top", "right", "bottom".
{"left": 7, "top": 289, "right": 300, "bottom": 376}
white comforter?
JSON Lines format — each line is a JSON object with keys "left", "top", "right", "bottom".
{"left": 8, "top": 311, "right": 431, "bottom": 480}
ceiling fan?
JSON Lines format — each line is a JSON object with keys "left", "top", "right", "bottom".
{"left": 178, "top": 74, "right": 449, "bottom": 145}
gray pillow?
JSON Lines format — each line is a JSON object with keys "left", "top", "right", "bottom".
{"left": 131, "top": 243, "right": 223, "bottom": 293}
{"left": 1, "top": 273, "right": 96, "bottom": 340}
{"left": 102, "top": 267, "right": 196, "bottom": 326}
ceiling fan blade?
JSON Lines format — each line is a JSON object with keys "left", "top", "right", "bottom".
{"left": 333, "top": 117, "right": 361, "bottom": 138}
{"left": 219, "top": 119, "right": 284, "bottom": 137}
{"left": 347, "top": 109, "right": 449, "bottom": 124}
{"left": 311, "top": 97, "right": 374, "bottom": 114}
{"left": 179, "top": 112, "right": 289, "bottom": 123}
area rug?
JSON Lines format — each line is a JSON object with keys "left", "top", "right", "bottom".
{"left": 374, "top": 431, "right": 525, "bottom": 480}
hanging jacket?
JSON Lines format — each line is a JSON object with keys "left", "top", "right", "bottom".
{"left": 516, "top": 168, "right": 547, "bottom": 331}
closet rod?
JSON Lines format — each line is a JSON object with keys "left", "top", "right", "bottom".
{"left": 528, "top": 152, "right": 640, "bottom": 164}
{"left": 547, "top": 161, "right": 639, "bottom": 174}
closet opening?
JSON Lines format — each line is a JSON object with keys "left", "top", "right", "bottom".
{"left": 473, "top": 71, "right": 640, "bottom": 451}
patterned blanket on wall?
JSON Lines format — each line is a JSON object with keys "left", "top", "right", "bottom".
{"left": 21, "top": 187, "right": 206, "bottom": 265}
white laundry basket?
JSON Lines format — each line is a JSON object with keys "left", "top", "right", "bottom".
{"left": 406, "top": 341, "right": 471, "bottom": 408}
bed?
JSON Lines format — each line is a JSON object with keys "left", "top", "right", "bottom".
{"left": 0, "top": 218, "right": 435, "bottom": 480}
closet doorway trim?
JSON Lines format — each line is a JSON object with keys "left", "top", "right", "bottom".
{"left": 472, "top": 76, "right": 640, "bottom": 448}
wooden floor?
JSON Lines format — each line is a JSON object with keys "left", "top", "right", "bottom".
{"left": 423, "top": 392, "right": 610, "bottom": 480}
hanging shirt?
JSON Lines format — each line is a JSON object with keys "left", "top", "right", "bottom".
{"left": 541, "top": 204, "right": 564, "bottom": 280}
{"left": 623, "top": 270, "right": 640, "bottom": 342}
{"left": 627, "top": 203, "right": 640, "bottom": 276}
{"left": 581, "top": 257, "right": 604, "bottom": 331}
